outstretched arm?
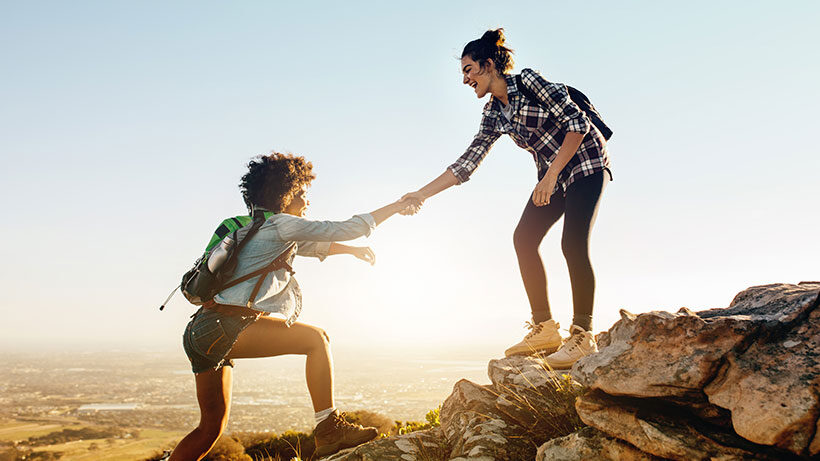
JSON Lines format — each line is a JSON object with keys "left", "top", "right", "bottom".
{"left": 328, "top": 243, "right": 376, "bottom": 265}
{"left": 326, "top": 198, "right": 419, "bottom": 264}
{"left": 400, "top": 169, "right": 459, "bottom": 207}
{"left": 401, "top": 111, "right": 500, "bottom": 214}
{"left": 369, "top": 198, "right": 420, "bottom": 225}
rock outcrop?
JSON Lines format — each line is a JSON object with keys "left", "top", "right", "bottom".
{"left": 566, "top": 282, "right": 820, "bottom": 460}
{"left": 327, "top": 282, "right": 820, "bottom": 460}
{"left": 329, "top": 356, "right": 582, "bottom": 460}
{"left": 536, "top": 426, "right": 661, "bottom": 461}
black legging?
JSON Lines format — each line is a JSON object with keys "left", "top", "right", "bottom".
{"left": 513, "top": 170, "right": 608, "bottom": 331}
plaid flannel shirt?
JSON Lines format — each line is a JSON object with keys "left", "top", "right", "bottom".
{"left": 448, "top": 68, "right": 611, "bottom": 194}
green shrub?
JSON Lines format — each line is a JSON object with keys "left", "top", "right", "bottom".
{"left": 241, "top": 430, "right": 313, "bottom": 461}
{"left": 393, "top": 406, "right": 441, "bottom": 435}
{"left": 203, "top": 435, "right": 252, "bottom": 461}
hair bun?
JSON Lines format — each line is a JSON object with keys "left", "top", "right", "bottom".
{"left": 480, "top": 28, "right": 506, "bottom": 47}
{"left": 462, "top": 28, "right": 514, "bottom": 74}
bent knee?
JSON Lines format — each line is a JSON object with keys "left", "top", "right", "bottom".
{"left": 561, "top": 238, "right": 589, "bottom": 262}
{"left": 513, "top": 226, "right": 539, "bottom": 253}
{"left": 197, "top": 416, "right": 228, "bottom": 442}
{"left": 308, "top": 326, "right": 330, "bottom": 350}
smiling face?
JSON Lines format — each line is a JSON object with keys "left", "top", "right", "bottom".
{"left": 461, "top": 56, "right": 494, "bottom": 98}
{"left": 283, "top": 185, "right": 309, "bottom": 217}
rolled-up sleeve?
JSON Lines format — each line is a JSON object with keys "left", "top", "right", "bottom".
{"left": 275, "top": 213, "right": 376, "bottom": 243}
{"left": 521, "top": 69, "right": 590, "bottom": 135}
{"left": 296, "top": 241, "right": 332, "bottom": 260}
{"left": 448, "top": 111, "right": 501, "bottom": 184}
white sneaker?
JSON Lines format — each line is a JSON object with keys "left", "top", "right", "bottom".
{"left": 544, "top": 325, "right": 597, "bottom": 369}
{"left": 505, "top": 319, "right": 563, "bottom": 357}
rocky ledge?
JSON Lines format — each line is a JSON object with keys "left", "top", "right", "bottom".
{"left": 328, "top": 282, "right": 820, "bottom": 460}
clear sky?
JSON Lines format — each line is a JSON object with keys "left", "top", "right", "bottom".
{"left": 1, "top": 1, "right": 818, "bottom": 355}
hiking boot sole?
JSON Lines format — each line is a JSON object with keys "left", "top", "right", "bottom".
{"left": 315, "top": 430, "right": 378, "bottom": 458}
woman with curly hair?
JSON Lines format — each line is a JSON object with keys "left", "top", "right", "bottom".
{"left": 170, "top": 153, "right": 416, "bottom": 460}
{"left": 402, "top": 29, "right": 612, "bottom": 369}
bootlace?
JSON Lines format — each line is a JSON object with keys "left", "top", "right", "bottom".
{"left": 561, "top": 330, "right": 587, "bottom": 354}
{"left": 334, "top": 412, "right": 363, "bottom": 429}
{"left": 524, "top": 321, "right": 544, "bottom": 339}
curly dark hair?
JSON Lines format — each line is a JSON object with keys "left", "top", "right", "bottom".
{"left": 239, "top": 153, "right": 316, "bottom": 213}
{"left": 462, "top": 28, "right": 514, "bottom": 75}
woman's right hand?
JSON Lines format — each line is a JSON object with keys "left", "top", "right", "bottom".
{"left": 399, "top": 192, "right": 425, "bottom": 215}
{"left": 397, "top": 170, "right": 459, "bottom": 215}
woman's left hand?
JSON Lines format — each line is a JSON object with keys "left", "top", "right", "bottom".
{"left": 350, "top": 246, "right": 376, "bottom": 265}
{"left": 532, "top": 172, "right": 558, "bottom": 206}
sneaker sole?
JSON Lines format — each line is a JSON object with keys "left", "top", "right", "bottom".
{"left": 315, "top": 431, "right": 378, "bottom": 458}
{"left": 504, "top": 344, "right": 561, "bottom": 357}
{"left": 543, "top": 358, "right": 578, "bottom": 370}
{"left": 545, "top": 351, "right": 596, "bottom": 370}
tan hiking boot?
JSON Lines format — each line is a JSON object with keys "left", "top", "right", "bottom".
{"left": 313, "top": 410, "right": 378, "bottom": 457}
{"left": 504, "top": 319, "right": 563, "bottom": 357}
{"left": 544, "top": 325, "right": 597, "bottom": 369}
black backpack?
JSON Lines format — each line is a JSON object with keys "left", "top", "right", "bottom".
{"left": 514, "top": 74, "right": 613, "bottom": 141}
{"left": 159, "top": 210, "right": 295, "bottom": 310}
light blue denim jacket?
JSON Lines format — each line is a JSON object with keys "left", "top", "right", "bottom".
{"left": 213, "top": 212, "right": 376, "bottom": 326}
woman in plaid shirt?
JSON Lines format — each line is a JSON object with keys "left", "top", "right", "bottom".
{"left": 402, "top": 29, "right": 611, "bottom": 369}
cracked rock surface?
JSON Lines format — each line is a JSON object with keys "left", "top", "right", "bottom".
{"left": 536, "top": 426, "right": 662, "bottom": 461}
{"left": 572, "top": 282, "right": 820, "bottom": 459}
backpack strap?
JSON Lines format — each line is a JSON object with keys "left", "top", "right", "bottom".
{"left": 218, "top": 243, "right": 298, "bottom": 307}
{"left": 515, "top": 74, "right": 540, "bottom": 108}
{"left": 221, "top": 213, "right": 266, "bottom": 268}
{"left": 514, "top": 74, "right": 612, "bottom": 140}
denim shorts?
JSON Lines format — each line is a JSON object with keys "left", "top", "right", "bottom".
{"left": 182, "top": 307, "right": 260, "bottom": 374}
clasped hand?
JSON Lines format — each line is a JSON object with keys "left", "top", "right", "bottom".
{"left": 398, "top": 192, "right": 424, "bottom": 215}
{"left": 346, "top": 195, "right": 423, "bottom": 266}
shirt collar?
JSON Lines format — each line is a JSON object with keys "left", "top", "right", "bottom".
{"left": 489, "top": 73, "right": 521, "bottom": 112}
{"left": 251, "top": 206, "right": 276, "bottom": 219}
{"left": 503, "top": 72, "right": 519, "bottom": 98}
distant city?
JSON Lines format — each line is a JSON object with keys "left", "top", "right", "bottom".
{"left": 2, "top": 348, "right": 492, "bottom": 434}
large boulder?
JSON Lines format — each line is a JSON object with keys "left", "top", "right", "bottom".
{"left": 440, "top": 379, "right": 532, "bottom": 460}
{"left": 573, "top": 284, "right": 819, "bottom": 402}
{"left": 704, "top": 289, "right": 820, "bottom": 456}
{"left": 536, "top": 426, "right": 661, "bottom": 461}
{"left": 571, "top": 307, "right": 758, "bottom": 401}
{"left": 570, "top": 282, "right": 820, "bottom": 459}
{"left": 574, "top": 390, "right": 775, "bottom": 460}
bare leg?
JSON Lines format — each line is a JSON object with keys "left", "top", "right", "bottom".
{"left": 170, "top": 367, "right": 232, "bottom": 461}
{"left": 227, "top": 317, "right": 333, "bottom": 412}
